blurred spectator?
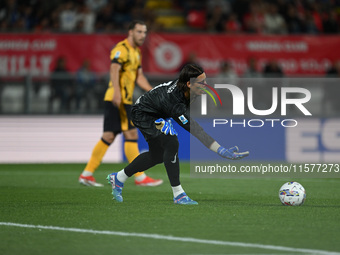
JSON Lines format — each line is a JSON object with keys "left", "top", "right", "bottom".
{"left": 2, "top": 0, "right": 20, "bottom": 29}
{"left": 207, "top": 0, "right": 231, "bottom": 15}
{"left": 243, "top": 2, "right": 265, "bottom": 33}
{"left": 259, "top": 59, "right": 283, "bottom": 114}
{"left": 179, "top": 52, "right": 199, "bottom": 71}
{"left": 141, "top": 9, "right": 160, "bottom": 32}
{"left": 95, "top": 2, "right": 114, "bottom": 32}
{"left": 242, "top": 57, "right": 264, "bottom": 112}
{"left": 12, "top": 16, "right": 26, "bottom": 32}
{"left": 49, "top": 57, "right": 75, "bottom": 113}
{"left": 285, "top": 4, "right": 304, "bottom": 34}
{"left": 309, "top": 2, "right": 323, "bottom": 33}
{"left": 178, "top": 0, "right": 206, "bottom": 14}
{"left": 74, "top": 19, "right": 85, "bottom": 33}
{"left": 324, "top": 60, "right": 340, "bottom": 113}
{"left": 215, "top": 60, "right": 238, "bottom": 112}
{"left": 294, "top": 0, "right": 306, "bottom": 18}
{"left": 322, "top": 10, "right": 339, "bottom": 34}
{"left": 75, "top": 59, "right": 96, "bottom": 112}
{"left": 264, "top": 3, "right": 287, "bottom": 34}
{"left": 45, "top": 6, "right": 61, "bottom": 32}
{"left": 77, "top": 4, "right": 95, "bottom": 34}
{"left": 187, "top": 10, "right": 206, "bottom": 30}
{"left": 225, "top": 13, "right": 241, "bottom": 33}
{"left": 263, "top": 59, "right": 284, "bottom": 78}
{"left": 216, "top": 61, "right": 238, "bottom": 84}
{"left": 34, "top": 17, "right": 52, "bottom": 33}
{"left": 112, "top": 0, "right": 132, "bottom": 29}
{"left": 130, "top": 5, "right": 145, "bottom": 21}
{"left": 243, "top": 57, "right": 262, "bottom": 78}
{"left": 304, "top": 10, "right": 319, "bottom": 34}
{"left": 59, "top": 2, "right": 78, "bottom": 32}
{"left": 326, "top": 60, "right": 340, "bottom": 78}
{"left": 0, "top": 0, "right": 339, "bottom": 34}
{"left": 86, "top": 0, "right": 108, "bottom": 13}
{"left": 0, "top": 20, "right": 9, "bottom": 31}
{"left": 232, "top": 0, "right": 249, "bottom": 24}
{"left": 275, "top": 0, "right": 288, "bottom": 17}
{"left": 206, "top": 4, "right": 228, "bottom": 32}
{"left": 21, "top": 6, "right": 35, "bottom": 30}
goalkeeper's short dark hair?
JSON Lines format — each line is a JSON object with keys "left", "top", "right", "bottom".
{"left": 177, "top": 63, "right": 204, "bottom": 93}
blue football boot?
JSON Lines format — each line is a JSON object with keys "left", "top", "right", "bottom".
{"left": 173, "top": 192, "right": 198, "bottom": 205}
{"left": 106, "top": 173, "right": 124, "bottom": 202}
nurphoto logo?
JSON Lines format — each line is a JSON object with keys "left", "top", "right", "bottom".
{"left": 200, "top": 82, "right": 312, "bottom": 128}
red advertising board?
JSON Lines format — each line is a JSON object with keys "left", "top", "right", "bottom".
{"left": 0, "top": 34, "right": 124, "bottom": 76}
{"left": 0, "top": 33, "right": 339, "bottom": 77}
{"left": 146, "top": 34, "right": 340, "bottom": 76}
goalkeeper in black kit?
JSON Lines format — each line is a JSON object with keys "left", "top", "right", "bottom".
{"left": 107, "top": 63, "right": 249, "bottom": 205}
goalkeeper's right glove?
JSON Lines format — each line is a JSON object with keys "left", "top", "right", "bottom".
{"left": 155, "top": 118, "right": 178, "bottom": 136}
{"left": 217, "top": 146, "right": 249, "bottom": 160}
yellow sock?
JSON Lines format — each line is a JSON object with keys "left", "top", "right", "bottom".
{"left": 124, "top": 140, "right": 144, "bottom": 177}
{"left": 84, "top": 138, "right": 110, "bottom": 173}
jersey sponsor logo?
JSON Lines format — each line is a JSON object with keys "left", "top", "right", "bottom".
{"left": 114, "top": 51, "right": 121, "bottom": 59}
{"left": 178, "top": 115, "right": 188, "bottom": 124}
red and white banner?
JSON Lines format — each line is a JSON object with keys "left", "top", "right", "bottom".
{"left": 146, "top": 34, "right": 340, "bottom": 76}
{"left": 1, "top": 33, "right": 339, "bottom": 76}
{"left": 0, "top": 34, "right": 124, "bottom": 76}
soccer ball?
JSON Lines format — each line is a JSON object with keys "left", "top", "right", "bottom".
{"left": 279, "top": 181, "right": 306, "bottom": 206}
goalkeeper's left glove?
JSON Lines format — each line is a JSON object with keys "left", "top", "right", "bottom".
{"left": 155, "top": 118, "right": 178, "bottom": 136}
{"left": 217, "top": 146, "right": 249, "bottom": 160}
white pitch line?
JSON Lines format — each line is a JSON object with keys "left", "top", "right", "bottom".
{"left": 1, "top": 222, "right": 339, "bottom": 255}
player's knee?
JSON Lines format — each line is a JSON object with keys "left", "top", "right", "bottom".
{"left": 123, "top": 129, "right": 138, "bottom": 140}
{"left": 102, "top": 133, "right": 115, "bottom": 144}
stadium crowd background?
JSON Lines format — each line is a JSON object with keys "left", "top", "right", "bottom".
{"left": 0, "top": 0, "right": 339, "bottom": 114}
{"left": 0, "top": 0, "right": 339, "bottom": 34}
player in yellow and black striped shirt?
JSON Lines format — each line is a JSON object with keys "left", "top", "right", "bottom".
{"left": 79, "top": 20, "right": 163, "bottom": 187}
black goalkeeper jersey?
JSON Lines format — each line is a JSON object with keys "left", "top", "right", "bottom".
{"left": 132, "top": 80, "right": 215, "bottom": 148}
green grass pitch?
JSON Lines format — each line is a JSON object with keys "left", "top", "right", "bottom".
{"left": 0, "top": 163, "right": 340, "bottom": 255}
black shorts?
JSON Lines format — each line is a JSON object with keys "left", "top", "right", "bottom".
{"left": 131, "top": 106, "right": 162, "bottom": 141}
{"left": 103, "top": 101, "right": 135, "bottom": 134}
